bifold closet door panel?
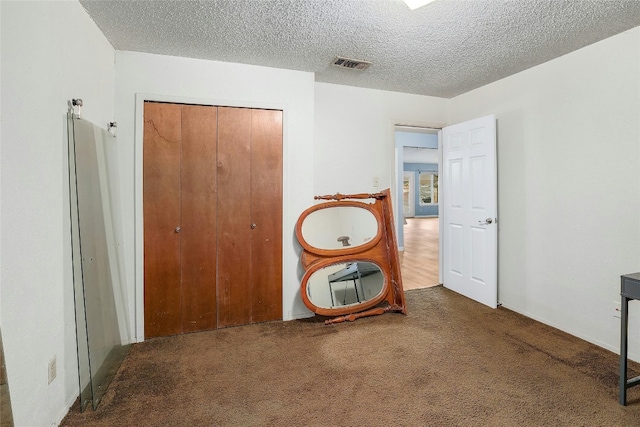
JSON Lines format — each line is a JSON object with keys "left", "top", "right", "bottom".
{"left": 217, "top": 107, "right": 253, "bottom": 328}
{"left": 143, "top": 102, "right": 182, "bottom": 338}
{"left": 250, "top": 109, "right": 283, "bottom": 323}
{"left": 180, "top": 105, "right": 218, "bottom": 333}
{"left": 144, "top": 103, "right": 283, "bottom": 334}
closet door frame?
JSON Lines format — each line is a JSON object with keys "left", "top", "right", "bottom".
{"left": 134, "top": 93, "right": 287, "bottom": 342}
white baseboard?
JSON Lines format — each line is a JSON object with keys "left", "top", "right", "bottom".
{"left": 53, "top": 393, "right": 79, "bottom": 426}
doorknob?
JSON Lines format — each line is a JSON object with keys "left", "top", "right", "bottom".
{"left": 478, "top": 218, "right": 493, "bottom": 225}
{"left": 175, "top": 226, "right": 181, "bottom": 233}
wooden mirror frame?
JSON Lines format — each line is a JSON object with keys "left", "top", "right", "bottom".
{"left": 296, "top": 189, "right": 407, "bottom": 324}
{"left": 300, "top": 257, "right": 389, "bottom": 317}
{"left": 295, "top": 200, "right": 383, "bottom": 258}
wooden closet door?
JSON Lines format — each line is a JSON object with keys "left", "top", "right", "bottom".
{"left": 217, "top": 107, "right": 253, "bottom": 328}
{"left": 180, "top": 105, "right": 218, "bottom": 333}
{"left": 145, "top": 103, "right": 282, "bottom": 334}
{"left": 216, "top": 107, "right": 283, "bottom": 327}
{"left": 143, "top": 102, "right": 182, "bottom": 338}
{"left": 250, "top": 109, "right": 283, "bottom": 323}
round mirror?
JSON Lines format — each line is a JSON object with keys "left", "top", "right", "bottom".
{"left": 296, "top": 203, "right": 381, "bottom": 255}
{"left": 303, "top": 261, "right": 386, "bottom": 314}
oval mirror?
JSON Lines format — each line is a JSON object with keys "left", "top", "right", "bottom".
{"left": 296, "top": 203, "right": 381, "bottom": 255}
{"left": 303, "top": 261, "right": 386, "bottom": 315}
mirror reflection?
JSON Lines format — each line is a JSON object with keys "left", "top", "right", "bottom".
{"left": 301, "top": 206, "right": 378, "bottom": 251}
{"left": 306, "top": 261, "right": 385, "bottom": 309}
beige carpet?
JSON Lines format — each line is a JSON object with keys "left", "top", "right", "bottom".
{"left": 62, "top": 286, "right": 640, "bottom": 426}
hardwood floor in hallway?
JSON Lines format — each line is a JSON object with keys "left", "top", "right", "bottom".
{"left": 399, "top": 217, "right": 439, "bottom": 290}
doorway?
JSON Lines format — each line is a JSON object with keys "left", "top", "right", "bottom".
{"left": 395, "top": 126, "right": 441, "bottom": 290}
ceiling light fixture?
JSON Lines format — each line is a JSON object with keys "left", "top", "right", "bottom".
{"left": 403, "top": 0, "right": 436, "bottom": 10}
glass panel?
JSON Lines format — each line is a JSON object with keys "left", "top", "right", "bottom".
{"left": 67, "top": 113, "right": 92, "bottom": 411}
{"left": 68, "top": 113, "right": 131, "bottom": 411}
{"left": 419, "top": 172, "right": 439, "bottom": 205}
{"left": 0, "top": 328, "right": 14, "bottom": 425}
{"left": 301, "top": 206, "right": 378, "bottom": 250}
{"left": 306, "top": 262, "right": 385, "bottom": 309}
{"left": 433, "top": 174, "right": 439, "bottom": 203}
{"left": 403, "top": 174, "right": 410, "bottom": 214}
{"left": 402, "top": 171, "right": 416, "bottom": 217}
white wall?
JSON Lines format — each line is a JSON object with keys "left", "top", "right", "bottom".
{"left": 314, "top": 83, "right": 448, "bottom": 197}
{"left": 113, "top": 51, "right": 316, "bottom": 339}
{"left": 450, "top": 28, "right": 640, "bottom": 361}
{"left": 1, "top": 1, "right": 115, "bottom": 426}
{"left": 314, "top": 83, "right": 448, "bottom": 251}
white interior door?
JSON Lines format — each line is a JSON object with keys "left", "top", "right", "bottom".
{"left": 442, "top": 115, "right": 497, "bottom": 308}
{"left": 403, "top": 171, "right": 415, "bottom": 218}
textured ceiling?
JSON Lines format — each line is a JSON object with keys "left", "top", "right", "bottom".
{"left": 80, "top": 0, "right": 640, "bottom": 98}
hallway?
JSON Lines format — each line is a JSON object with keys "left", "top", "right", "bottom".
{"left": 399, "top": 217, "right": 439, "bottom": 290}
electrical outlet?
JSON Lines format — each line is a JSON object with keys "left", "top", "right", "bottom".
{"left": 48, "top": 356, "right": 57, "bottom": 384}
{"left": 373, "top": 177, "right": 380, "bottom": 187}
{"left": 614, "top": 301, "right": 621, "bottom": 319}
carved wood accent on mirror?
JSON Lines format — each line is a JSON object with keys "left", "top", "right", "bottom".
{"left": 295, "top": 189, "right": 407, "bottom": 324}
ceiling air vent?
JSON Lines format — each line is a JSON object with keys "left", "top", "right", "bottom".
{"left": 331, "top": 56, "right": 371, "bottom": 71}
